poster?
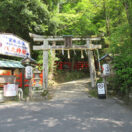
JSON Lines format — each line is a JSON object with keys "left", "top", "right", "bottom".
{"left": 4, "top": 84, "right": 18, "bottom": 97}
{"left": 102, "top": 64, "right": 110, "bottom": 76}
{"left": 0, "top": 33, "right": 30, "bottom": 58}
{"left": 97, "top": 83, "right": 105, "bottom": 95}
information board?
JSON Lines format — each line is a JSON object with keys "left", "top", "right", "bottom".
{"left": 4, "top": 84, "right": 18, "bottom": 97}
{"left": 97, "top": 83, "right": 105, "bottom": 95}
{"left": 0, "top": 33, "right": 30, "bottom": 58}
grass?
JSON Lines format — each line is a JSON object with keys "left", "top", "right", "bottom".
{"left": 88, "top": 89, "right": 98, "bottom": 98}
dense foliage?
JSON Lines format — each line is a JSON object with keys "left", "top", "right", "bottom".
{"left": 0, "top": 0, "right": 132, "bottom": 97}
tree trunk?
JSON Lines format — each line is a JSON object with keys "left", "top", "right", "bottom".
{"left": 123, "top": 0, "right": 132, "bottom": 43}
{"left": 103, "top": 0, "right": 111, "bottom": 36}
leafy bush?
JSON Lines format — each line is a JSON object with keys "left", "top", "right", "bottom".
{"left": 23, "top": 87, "right": 29, "bottom": 98}
{"left": 113, "top": 53, "right": 132, "bottom": 96}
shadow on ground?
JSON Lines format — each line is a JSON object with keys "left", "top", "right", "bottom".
{"left": 0, "top": 78, "right": 132, "bottom": 132}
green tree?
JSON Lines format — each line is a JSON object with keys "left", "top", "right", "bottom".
{"left": 121, "top": 0, "right": 132, "bottom": 43}
{"left": 0, "top": 0, "right": 49, "bottom": 39}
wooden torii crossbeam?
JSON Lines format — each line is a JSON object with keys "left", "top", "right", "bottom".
{"left": 30, "top": 33, "right": 102, "bottom": 89}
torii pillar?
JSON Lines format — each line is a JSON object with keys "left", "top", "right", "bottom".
{"left": 43, "top": 40, "right": 48, "bottom": 90}
{"left": 87, "top": 39, "right": 96, "bottom": 88}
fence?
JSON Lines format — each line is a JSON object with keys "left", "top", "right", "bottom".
{"left": 55, "top": 61, "right": 89, "bottom": 70}
{"left": 0, "top": 61, "right": 89, "bottom": 88}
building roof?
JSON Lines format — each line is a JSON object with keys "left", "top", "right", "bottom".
{"left": 0, "top": 59, "right": 24, "bottom": 68}
{"left": 99, "top": 54, "right": 113, "bottom": 61}
{"left": 21, "top": 56, "right": 37, "bottom": 66}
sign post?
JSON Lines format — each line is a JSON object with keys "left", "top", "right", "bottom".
{"left": 25, "top": 66, "right": 33, "bottom": 99}
{"left": 97, "top": 83, "right": 106, "bottom": 99}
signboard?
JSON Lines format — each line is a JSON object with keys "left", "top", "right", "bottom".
{"left": 0, "top": 33, "right": 30, "bottom": 58}
{"left": 0, "top": 75, "right": 16, "bottom": 83}
{"left": 4, "top": 84, "right": 18, "bottom": 97}
{"left": 97, "top": 83, "right": 105, "bottom": 95}
{"left": 102, "top": 64, "right": 110, "bottom": 76}
{"left": 25, "top": 66, "right": 33, "bottom": 79}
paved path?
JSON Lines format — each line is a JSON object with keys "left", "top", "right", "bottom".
{"left": 0, "top": 78, "right": 132, "bottom": 132}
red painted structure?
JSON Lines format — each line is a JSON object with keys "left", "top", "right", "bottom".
{"left": 0, "top": 61, "right": 89, "bottom": 88}
{"left": 55, "top": 61, "right": 89, "bottom": 70}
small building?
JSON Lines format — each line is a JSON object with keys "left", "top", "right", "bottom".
{"left": 0, "top": 59, "right": 25, "bottom": 89}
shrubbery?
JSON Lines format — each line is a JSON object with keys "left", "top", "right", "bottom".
{"left": 113, "top": 53, "right": 132, "bottom": 97}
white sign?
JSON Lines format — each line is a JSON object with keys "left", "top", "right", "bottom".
{"left": 97, "top": 83, "right": 105, "bottom": 94}
{"left": 4, "top": 84, "right": 18, "bottom": 97}
{"left": 102, "top": 64, "right": 110, "bottom": 76}
{"left": 0, "top": 33, "right": 30, "bottom": 58}
{"left": 25, "top": 66, "right": 33, "bottom": 79}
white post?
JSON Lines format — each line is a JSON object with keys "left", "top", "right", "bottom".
{"left": 43, "top": 40, "right": 49, "bottom": 90}
{"left": 87, "top": 39, "right": 96, "bottom": 88}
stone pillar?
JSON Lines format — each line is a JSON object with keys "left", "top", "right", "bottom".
{"left": 43, "top": 40, "right": 49, "bottom": 90}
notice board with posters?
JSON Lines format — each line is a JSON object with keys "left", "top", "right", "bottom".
{"left": 4, "top": 84, "right": 18, "bottom": 97}
{"left": 0, "top": 33, "right": 30, "bottom": 58}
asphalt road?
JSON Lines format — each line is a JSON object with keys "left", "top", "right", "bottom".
{"left": 0, "top": 79, "right": 132, "bottom": 132}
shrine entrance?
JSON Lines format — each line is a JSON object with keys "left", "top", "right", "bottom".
{"left": 30, "top": 33, "right": 102, "bottom": 90}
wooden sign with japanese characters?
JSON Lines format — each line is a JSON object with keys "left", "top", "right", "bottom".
{"left": 0, "top": 33, "right": 30, "bottom": 58}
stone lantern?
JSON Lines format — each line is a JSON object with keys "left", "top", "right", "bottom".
{"left": 33, "top": 68, "right": 41, "bottom": 89}
{"left": 21, "top": 56, "right": 36, "bottom": 99}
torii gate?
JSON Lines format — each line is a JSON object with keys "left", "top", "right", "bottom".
{"left": 29, "top": 33, "right": 102, "bottom": 89}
